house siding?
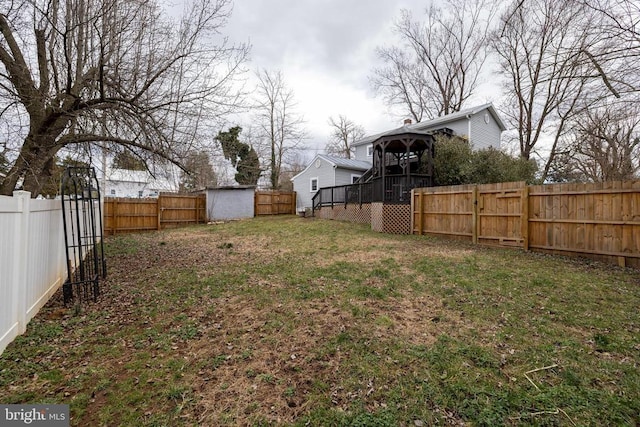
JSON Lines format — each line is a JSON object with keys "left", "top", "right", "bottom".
{"left": 469, "top": 112, "right": 502, "bottom": 150}
{"left": 292, "top": 157, "right": 337, "bottom": 210}
{"left": 292, "top": 156, "right": 370, "bottom": 210}
{"left": 334, "top": 168, "right": 361, "bottom": 186}
{"left": 107, "top": 180, "right": 148, "bottom": 198}
{"left": 354, "top": 145, "right": 373, "bottom": 162}
{"left": 431, "top": 118, "right": 469, "bottom": 139}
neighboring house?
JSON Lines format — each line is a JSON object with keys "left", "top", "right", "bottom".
{"left": 104, "top": 168, "right": 178, "bottom": 198}
{"left": 291, "top": 154, "right": 372, "bottom": 211}
{"left": 353, "top": 103, "right": 506, "bottom": 162}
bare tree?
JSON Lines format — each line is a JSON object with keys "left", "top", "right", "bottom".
{"left": 371, "top": 0, "right": 497, "bottom": 121}
{"left": 492, "top": 0, "right": 602, "bottom": 180}
{"left": 278, "top": 152, "right": 307, "bottom": 192}
{"left": 325, "top": 115, "right": 365, "bottom": 159}
{"left": 494, "top": 0, "right": 640, "bottom": 181}
{"left": 551, "top": 106, "right": 640, "bottom": 182}
{"left": 253, "top": 69, "right": 305, "bottom": 190}
{"left": 580, "top": 0, "right": 640, "bottom": 97}
{"left": 0, "top": 0, "right": 249, "bottom": 196}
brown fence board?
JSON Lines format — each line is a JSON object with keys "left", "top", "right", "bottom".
{"left": 104, "top": 193, "right": 206, "bottom": 235}
{"left": 254, "top": 191, "right": 296, "bottom": 216}
{"left": 412, "top": 180, "right": 640, "bottom": 268}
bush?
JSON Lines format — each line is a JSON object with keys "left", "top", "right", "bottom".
{"left": 432, "top": 137, "right": 537, "bottom": 185}
{"left": 468, "top": 147, "right": 538, "bottom": 184}
{"left": 432, "top": 136, "right": 474, "bottom": 186}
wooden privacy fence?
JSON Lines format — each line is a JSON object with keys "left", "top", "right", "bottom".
{"left": 254, "top": 191, "right": 296, "bottom": 216}
{"left": 412, "top": 180, "right": 640, "bottom": 268}
{"left": 104, "top": 193, "right": 206, "bottom": 235}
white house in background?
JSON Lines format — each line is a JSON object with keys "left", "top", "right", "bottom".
{"left": 291, "top": 154, "right": 372, "bottom": 211}
{"left": 104, "top": 168, "right": 178, "bottom": 198}
{"left": 352, "top": 103, "right": 506, "bottom": 162}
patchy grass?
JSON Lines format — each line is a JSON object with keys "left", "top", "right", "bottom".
{"left": 1, "top": 216, "right": 639, "bottom": 426}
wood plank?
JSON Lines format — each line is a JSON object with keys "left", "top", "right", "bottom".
{"left": 522, "top": 186, "right": 529, "bottom": 251}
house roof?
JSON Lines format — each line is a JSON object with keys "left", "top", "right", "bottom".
{"left": 106, "top": 169, "right": 150, "bottom": 183}
{"left": 316, "top": 154, "right": 372, "bottom": 170}
{"left": 290, "top": 154, "right": 371, "bottom": 182}
{"left": 106, "top": 168, "right": 177, "bottom": 191}
{"left": 352, "top": 103, "right": 506, "bottom": 147}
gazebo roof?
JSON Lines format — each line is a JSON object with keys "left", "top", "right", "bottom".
{"left": 371, "top": 126, "right": 435, "bottom": 153}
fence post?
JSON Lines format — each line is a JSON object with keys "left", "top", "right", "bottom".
{"left": 270, "top": 192, "right": 274, "bottom": 215}
{"left": 12, "top": 191, "right": 30, "bottom": 335}
{"left": 254, "top": 191, "right": 258, "bottom": 217}
{"left": 418, "top": 189, "right": 424, "bottom": 235}
{"left": 472, "top": 186, "right": 478, "bottom": 245}
{"left": 292, "top": 191, "right": 296, "bottom": 215}
{"left": 113, "top": 198, "right": 118, "bottom": 235}
{"left": 157, "top": 195, "right": 162, "bottom": 230}
{"left": 521, "top": 185, "right": 529, "bottom": 251}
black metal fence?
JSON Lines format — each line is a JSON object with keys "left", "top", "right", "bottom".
{"left": 61, "top": 167, "right": 106, "bottom": 304}
{"left": 312, "top": 175, "right": 432, "bottom": 211}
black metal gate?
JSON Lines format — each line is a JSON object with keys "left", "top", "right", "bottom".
{"left": 61, "top": 167, "right": 107, "bottom": 304}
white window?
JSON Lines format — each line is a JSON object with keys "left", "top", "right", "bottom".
{"left": 310, "top": 177, "right": 318, "bottom": 192}
{"left": 367, "top": 145, "right": 374, "bottom": 157}
{"left": 351, "top": 174, "right": 361, "bottom": 184}
{"left": 110, "top": 189, "right": 116, "bottom": 196}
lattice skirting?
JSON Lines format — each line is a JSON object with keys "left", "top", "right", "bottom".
{"left": 317, "top": 204, "right": 371, "bottom": 223}
{"left": 317, "top": 203, "right": 410, "bottom": 235}
{"left": 371, "top": 203, "right": 411, "bottom": 235}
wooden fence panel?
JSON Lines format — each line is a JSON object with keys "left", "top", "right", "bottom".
{"left": 477, "top": 182, "right": 525, "bottom": 247}
{"left": 527, "top": 180, "right": 640, "bottom": 267}
{"left": 412, "top": 180, "right": 640, "bottom": 268}
{"left": 104, "top": 198, "right": 157, "bottom": 234}
{"left": 104, "top": 193, "right": 206, "bottom": 235}
{"left": 158, "top": 193, "right": 206, "bottom": 229}
{"left": 254, "top": 191, "right": 296, "bottom": 216}
{"left": 412, "top": 184, "right": 476, "bottom": 240}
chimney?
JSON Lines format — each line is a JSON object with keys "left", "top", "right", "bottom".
{"left": 403, "top": 118, "right": 412, "bottom": 125}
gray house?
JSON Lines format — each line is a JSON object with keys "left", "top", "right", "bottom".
{"left": 294, "top": 103, "right": 506, "bottom": 211}
{"left": 291, "top": 154, "right": 371, "bottom": 211}
{"left": 353, "top": 103, "right": 506, "bottom": 162}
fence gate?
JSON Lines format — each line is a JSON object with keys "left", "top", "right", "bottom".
{"left": 61, "top": 167, "right": 106, "bottom": 304}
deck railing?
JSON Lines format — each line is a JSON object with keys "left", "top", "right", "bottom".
{"left": 312, "top": 175, "right": 432, "bottom": 212}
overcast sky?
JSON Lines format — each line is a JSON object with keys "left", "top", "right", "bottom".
{"left": 221, "top": 0, "right": 497, "bottom": 163}
{"left": 224, "top": 1, "right": 411, "bottom": 154}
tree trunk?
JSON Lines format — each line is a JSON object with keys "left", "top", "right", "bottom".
{"left": 0, "top": 134, "right": 59, "bottom": 197}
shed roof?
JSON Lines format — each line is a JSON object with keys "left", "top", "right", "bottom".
{"left": 205, "top": 185, "right": 256, "bottom": 190}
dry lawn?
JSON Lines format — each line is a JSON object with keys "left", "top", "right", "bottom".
{"left": 1, "top": 216, "right": 638, "bottom": 426}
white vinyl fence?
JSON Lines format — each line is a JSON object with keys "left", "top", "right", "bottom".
{"left": 0, "top": 191, "right": 100, "bottom": 355}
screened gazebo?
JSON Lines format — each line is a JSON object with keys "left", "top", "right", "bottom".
{"left": 312, "top": 125, "right": 438, "bottom": 210}
{"left": 369, "top": 127, "right": 436, "bottom": 203}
